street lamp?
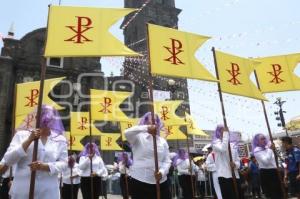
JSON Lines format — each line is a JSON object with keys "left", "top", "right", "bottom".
{"left": 274, "top": 97, "right": 288, "bottom": 136}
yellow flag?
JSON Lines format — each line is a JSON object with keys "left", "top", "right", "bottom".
{"left": 65, "top": 132, "right": 85, "bottom": 151}
{"left": 90, "top": 89, "right": 132, "bottom": 121}
{"left": 161, "top": 125, "right": 187, "bottom": 140}
{"left": 93, "top": 126, "right": 122, "bottom": 150}
{"left": 15, "top": 112, "right": 37, "bottom": 130}
{"left": 255, "top": 54, "right": 300, "bottom": 93}
{"left": 148, "top": 24, "right": 217, "bottom": 81}
{"left": 15, "top": 77, "right": 65, "bottom": 117}
{"left": 100, "top": 133, "right": 122, "bottom": 151}
{"left": 154, "top": 100, "right": 187, "bottom": 125}
{"left": 70, "top": 112, "right": 91, "bottom": 136}
{"left": 215, "top": 50, "right": 266, "bottom": 100}
{"left": 45, "top": 6, "right": 139, "bottom": 57}
{"left": 185, "top": 112, "right": 208, "bottom": 136}
{"left": 120, "top": 119, "right": 139, "bottom": 141}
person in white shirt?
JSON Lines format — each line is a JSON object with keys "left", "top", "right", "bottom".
{"left": 61, "top": 154, "right": 81, "bottom": 199}
{"left": 117, "top": 152, "right": 132, "bottom": 199}
{"left": 0, "top": 158, "right": 12, "bottom": 199}
{"left": 78, "top": 142, "right": 108, "bottom": 199}
{"left": 195, "top": 158, "right": 207, "bottom": 198}
{"left": 252, "top": 133, "right": 283, "bottom": 199}
{"left": 205, "top": 146, "right": 222, "bottom": 199}
{"left": 3, "top": 105, "right": 68, "bottom": 199}
{"left": 125, "top": 112, "right": 171, "bottom": 199}
{"left": 212, "top": 125, "right": 241, "bottom": 199}
{"left": 175, "top": 148, "right": 197, "bottom": 199}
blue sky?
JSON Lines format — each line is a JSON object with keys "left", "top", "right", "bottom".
{"left": 1, "top": 0, "right": 299, "bottom": 141}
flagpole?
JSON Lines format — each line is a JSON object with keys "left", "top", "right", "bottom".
{"left": 88, "top": 101, "right": 94, "bottom": 199}
{"left": 146, "top": 23, "right": 161, "bottom": 199}
{"left": 184, "top": 125, "right": 196, "bottom": 199}
{"left": 184, "top": 116, "right": 196, "bottom": 198}
{"left": 253, "top": 71, "right": 287, "bottom": 199}
{"left": 69, "top": 130, "right": 74, "bottom": 199}
{"left": 120, "top": 132, "right": 130, "bottom": 199}
{"left": 212, "top": 47, "right": 239, "bottom": 199}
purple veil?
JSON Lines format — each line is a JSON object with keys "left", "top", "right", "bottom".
{"left": 138, "top": 112, "right": 164, "bottom": 135}
{"left": 79, "top": 142, "right": 101, "bottom": 157}
{"left": 172, "top": 148, "right": 188, "bottom": 166}
{"left": 118, "top": 152, "right": 133, "bottom": 167}
{"left": 252, "top": 133, "right": 269, "bottom": 153}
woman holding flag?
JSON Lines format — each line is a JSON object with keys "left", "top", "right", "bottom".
{"left": 61, "top": 154, "right": 81, "bottom": 199}
{"left": 212, "top": 124, "right": 241, "bottom": 199}
{"left": 125, "top": 112, "right": 172, "bottom": 199}
{"left": 118, "top": 152, "right": 132, "bottom": 199}
{"left": 78, "top": 142, "right": 107, "bottom": 199}
{"left": 252, "top": 133, "right": 283, "bottom": 199}
{"left": 2, "top": 105, "right": 68, "bottom": 199}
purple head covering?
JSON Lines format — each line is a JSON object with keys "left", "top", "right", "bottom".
{"left": 252, "top": 133, "right": 269, "bottom": 153}
{"left": 212, "top": 124, "right": 225, "bottom": 143}
{"left": 138, "top": 112, "right": 164, "bottom": 135}
{"left": 79, "top": 142, "right": 101, "bottom": 157}
{"left": 118, "top": 152, "right": 133, "bottom": 168}
{"left": 212, "top": 125, "right": 240, "bottom": 145}
{"left": 173, "top": 148, "right": 188, "bottom": 166}
{"left": 68, "top": 155, "right": 76, "bottom": 168}
{"left": 39, "top": 105, "right": 65, "bottom": 135}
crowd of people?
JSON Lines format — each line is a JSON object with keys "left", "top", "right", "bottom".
{"left": 0, "top": 106, "right": 299, "bottom": 199}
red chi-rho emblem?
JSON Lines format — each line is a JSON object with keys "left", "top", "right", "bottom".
{"left": 68, "top": 136, "right": 76, "bottom": 147}
{"left": 25, "top": 89, "right": 39, "bottom": 107}
{"left": 99, "top": 97, "right": 112, "bottom": 114}
{"left": 22, "top": 113, "right": 36, "bottom": 129}
{"left": 164, "top": 38, "right": 185, "bottom": 65}
{"left": 65, "top": 16, "right": 93, "bottom": 44}
{"left": 165, "top": 126, "right": 173, "bottom": 137}
{"left": 227, "top": 63, "right": 242, "bottom": 85}
{"left": 268, "top": 64, "right": 284, "bottom": 84}
{"left": 160, "top": 106, "right": 170, "bottom": 121}
{"left": 105, "top": 137, "right": 113, "bottom": 147}
{"left": 77, "top": 117, "right": 88, "bottom": 130}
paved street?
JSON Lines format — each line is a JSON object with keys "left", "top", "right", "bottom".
{"left": 77, "top": 191, "right": 123, "bottom": 199}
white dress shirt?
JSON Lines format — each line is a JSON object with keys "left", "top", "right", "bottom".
{"left": 3, "top": 130, "right": 68, "bottom": 199}
{"left": 118, "top": 161, "right": 130, "bottom": 175}
{"left": 213, "top": 131, "right": 240, "bottom": 179}
{"left": 253, "top": 147, "right": 276, "bottom": 169}
{"left": 176, "top": 159, "right": 197, "bottom": 175}
{"left": 205, "top": 152, "right": 217, "bottom": 172}
{"left": 62, "top": 163, "right": 81, "bottom": 184}
{"left": 196, "top": 165, "right": 207, "bottom": 181}
{"left": 125, "top": 125, "right": 171, "bottom": 184}
{"left": 78, "top": 155, "right": 107, "bottom": 178}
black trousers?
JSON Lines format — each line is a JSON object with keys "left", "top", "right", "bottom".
{"left": 81, "top": 176, "right": 105, "bottom": 199}
{"left": 260, "top": 169, "right": 283, "bottom": 199}
{"left": 218, "top": 177, "right": 242, "bottom": 199}
{"left": 178, "top": 175, "right": 195, "bottom": 199}
{"left": 120, "top": 174, "right": 131, "bottom": 199}
{"left": 62, "top": 183, "right": 79, "bottom": 199}
{"left": 130, "top": 178, "right": 171, "bottom": 199}
{"left": 0, "top": 178, "right": 10, "bottom": 199}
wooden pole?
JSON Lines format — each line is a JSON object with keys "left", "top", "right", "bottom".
{"left": 184, "top": 117, "right": 195, "bottom": 199}
{"left": 146, "top": 23, "right": 161, "bottom": 199}
{"left": 29, "top": 5, "right": 52, "bottom": 198}
{"left": 28, "top": 57, "right": 47, "bottom": 199}
{"left": 120, "top": 130, "right": 130, "bottom": 199}
{"left": 185, "top": 134, "right": 196, "bottom": 198}
{"left": 212, "top": 47, "right": 240, "bottom": 199}
{"left": 253, "top": 71, "right": 287, "bottom": 199}
{"left": 88, "top": 105, "right": 94, "bottom": 199}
